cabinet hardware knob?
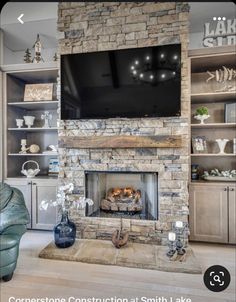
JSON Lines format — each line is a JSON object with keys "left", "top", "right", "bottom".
{"left": 27, "top": 182, "right": 31, "bottom": 185}
{"left": 32, "top": 182, "right": 36, "bottom": 185}
{"left": 230, "top": 188, "right": 235, "bottom": 191}
{"left": 224, "top": 188, "right": 227, "bottom": 191}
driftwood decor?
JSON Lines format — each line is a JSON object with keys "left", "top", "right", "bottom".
{"left": 59, "top": 135, "right": 182, "bottom": 149}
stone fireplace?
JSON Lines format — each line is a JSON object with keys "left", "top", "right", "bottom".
{"left": 85, "top": 171, "right": 158, "bottom": 220}
{"left": 58, "top": 2, "right": 190, "bottom": 245}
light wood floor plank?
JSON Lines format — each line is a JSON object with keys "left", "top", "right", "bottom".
{"left": 0, "top": 231, "right": 235, "bottom": 302}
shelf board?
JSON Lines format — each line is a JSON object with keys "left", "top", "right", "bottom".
{"left": 1, "top": 62, "right": 58, "bottom": 73}
{"left": 191, "top": 123, "right": 236, "bottom": 129}
{"left": 8, "top": 153, "right": 58, "bottom": 156}
{"left": 191, "top": 153, "right": 235, "bottom": 157}
{"left": 8, "top": 127, "right": 58, "bottom": 132}
{"left": 8, "top": 100, "right": 59, "bottom": 110}
{"left": 191, "top": 92, "right": 235, "bottom": 103}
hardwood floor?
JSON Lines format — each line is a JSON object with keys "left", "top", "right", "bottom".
{"left": 0, "top": 231, "right": 235, "bottom": 302}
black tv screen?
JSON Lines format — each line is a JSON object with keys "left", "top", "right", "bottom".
{"left": 61, "top": 44, "right": 181, "bottom": 119}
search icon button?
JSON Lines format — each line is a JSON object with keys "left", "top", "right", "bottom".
{"left": 204, "top": 265, "right": 231, "bottom": 292}
{"left": 213, "top": 275, "right": 221, "bottom": 282}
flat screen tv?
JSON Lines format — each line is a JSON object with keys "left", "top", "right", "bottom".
{"left": 61, "top": 44, "right": 181, "bottom": 119}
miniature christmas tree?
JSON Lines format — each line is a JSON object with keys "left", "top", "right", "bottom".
{"left": 23, "top": 48, "right": 32, "bottom": 63}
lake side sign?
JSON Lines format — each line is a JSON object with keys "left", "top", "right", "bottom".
{"left": 203, "top": 18, "right": 236, "bottom": 47}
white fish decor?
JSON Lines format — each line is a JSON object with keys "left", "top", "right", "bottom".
{"left": 206, "top": 66, "right": 236, "bottom": 92}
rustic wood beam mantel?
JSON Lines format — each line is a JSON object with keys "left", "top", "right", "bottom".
{"left": 59, "top": 135, "right": 182, "bottom": 149}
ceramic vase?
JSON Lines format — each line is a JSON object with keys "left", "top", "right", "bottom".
{"left": 23, "top": 116, "right": 35, "bottom": 128}
{"left": 216, "top": 139, "right": 229, "bottom": 154}
{"left": 194, "top": 114, "right": 210, "bottom": 125}
{"left": 16, "top": 119, "right": 24, "bottom": 128}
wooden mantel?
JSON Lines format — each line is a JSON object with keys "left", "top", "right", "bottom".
{"left": 59, "top": 135, "right": 182, "bottom": 149}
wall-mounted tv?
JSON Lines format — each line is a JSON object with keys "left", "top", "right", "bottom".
{"left": 61, "top": 44, "right": 181, "bottom": 119}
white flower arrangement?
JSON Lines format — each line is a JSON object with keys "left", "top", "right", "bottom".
{"left": 40, "top": 183, "right": 93, "bottom": 213}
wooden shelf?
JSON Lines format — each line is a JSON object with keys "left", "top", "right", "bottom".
{"left": 1, "top": 62, "right": 58, "bottom": 73}
{"left": 191, "top": 153, "right": 235, "bottom": 157}
{"left": 191, "top": 92, "right": 236, "bottom": 103}
{"left": 8, "top": 101, "right": 59, "bottom": 110}
{"left": 8, "top": 153, "right": 58, "bottom": 156}
{"left": 8, "top": 127, "right": 58, "bottom": 132}
{"left": 191, "top": 123, "right": 236, "bottom": 129}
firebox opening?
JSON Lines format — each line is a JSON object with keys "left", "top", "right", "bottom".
{"left": 85, "top": 171, "right": 158, "bottom": 220}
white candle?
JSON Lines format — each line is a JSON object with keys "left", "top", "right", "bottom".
{"left": 175, "top": 221, "right": 183, "bottom": 228}
{"left": 21, "top": 139, "right": 27, "bottom": 145}
{"left": 168, "top": 232, "right": 176, "bottom": 242}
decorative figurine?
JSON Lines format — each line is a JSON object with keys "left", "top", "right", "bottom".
{"left": 23, "top": 48, "right": 32, "bottom": 63}
{"left": 41, "top": 111, "right": 52, "bottom": 128}
{"left": 32, "top": 34, "right": 44, "bottom": 63}
{"left": 20, "top": 139, "right": 27, "bottom": 154}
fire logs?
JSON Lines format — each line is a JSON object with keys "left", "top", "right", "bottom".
{"left": 100, "top": 187, "right": 142, "bottom": 212}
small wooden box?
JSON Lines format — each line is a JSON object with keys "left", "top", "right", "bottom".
{"left": 24, "top": 83, "right": 56, "bottom": 101}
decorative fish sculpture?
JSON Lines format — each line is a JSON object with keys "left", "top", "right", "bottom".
{"left": 206, "top": 66, "right": 236, "bottom": 83}
{"left": 206, "top": 66, "right": 236, "bottom": 92}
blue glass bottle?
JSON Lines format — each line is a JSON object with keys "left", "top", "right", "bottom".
{"left": 54, "top": 211, "right": 76, "bottom": 248}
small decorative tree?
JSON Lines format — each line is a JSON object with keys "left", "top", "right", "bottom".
{"left": 23, "top": 48, "right": 32, "bottom": 63}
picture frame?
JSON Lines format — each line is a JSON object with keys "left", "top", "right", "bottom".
{"left": 24, "top": 83, "right": 56, "bottom": 102}
{"left": 225, "top": 103, "right": 236, "bottom": 123}
{"left": 192, "top": 136, "right": 208, "bottom": 154}
{"left": 48, "top": 158, "right": 59, "bottom": 175}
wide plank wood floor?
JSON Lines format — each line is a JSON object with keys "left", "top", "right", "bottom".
{"left": 0, "top": 231, "right": 235, "bottom": 302}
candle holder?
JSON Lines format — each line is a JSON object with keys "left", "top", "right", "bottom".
{"left": 166, "top": 232, "right": 176, "bottom": 258}
{"left": 166, "top": 221, "right": 188, "bottom": 258}
{"left": 20, "top": 139, "right": 27, "bottom": 154}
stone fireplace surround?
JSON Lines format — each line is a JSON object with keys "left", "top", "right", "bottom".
{"left": 58, "top": 2, "right": 190, "bottom": 245}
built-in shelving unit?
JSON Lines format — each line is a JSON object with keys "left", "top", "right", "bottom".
{"left": 3, "top": 62, "right": 59, "bottom": 178}
{"left": 190, "top": 48, "right": 236, "bottom": 179}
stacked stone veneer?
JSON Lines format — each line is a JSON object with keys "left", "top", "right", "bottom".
{"left": 57, "top": 2, "right": 190, "bottom": 245}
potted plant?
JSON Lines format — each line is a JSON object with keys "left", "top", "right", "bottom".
{"left": 40, "top": 183, "right": 93, "bottom": 248}
{"left": 194, "top": 106, "right": 210, "bottom": 124}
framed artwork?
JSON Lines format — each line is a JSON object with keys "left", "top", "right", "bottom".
{"left": 24, "top": 83, "right": 56, "bottom": 102}
{"left": 192, "top": 136, "right": 208, "bottom": 154}
{"left": 225, "top": 103, "right": 236, "bottom": 123}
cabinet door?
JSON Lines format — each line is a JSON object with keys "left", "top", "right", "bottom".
{"left": 32, "top": 180, "right": 58, "bottom": 230}
{"left": 4, "top": 179, "right": 32, "bottom": 228}
{"left": 189, "top": 184, "right": 228, "bottom": 243}
{"left": 229, "top": 186, "right": 236, "bottom": 244}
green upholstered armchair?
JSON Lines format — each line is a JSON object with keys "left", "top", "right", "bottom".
{"left": 0, "top": 183, "right": 30, "bottom": 281}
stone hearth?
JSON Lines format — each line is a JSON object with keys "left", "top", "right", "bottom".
{"left": 39, "top": 240, "right": 202, "bottom": 274}
{"left": 58, "top": 2, "right": 190, "bottom": 245}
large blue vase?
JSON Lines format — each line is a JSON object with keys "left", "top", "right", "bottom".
{"left": 54, "top": 211, "right": 76, "bottom": 248}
